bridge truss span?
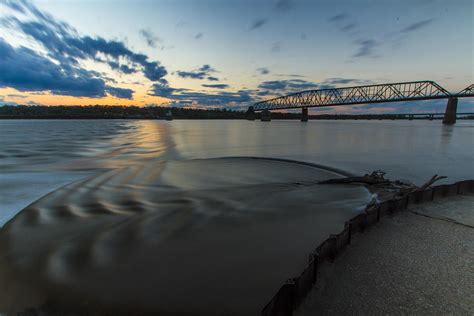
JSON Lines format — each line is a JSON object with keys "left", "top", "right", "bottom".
{"left": 252, "top": 81, "right": 466, "bottom": 111}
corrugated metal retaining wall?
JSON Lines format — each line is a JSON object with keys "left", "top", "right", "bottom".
{"left": 261, "top": 180, "right": 474, "bottom": 316}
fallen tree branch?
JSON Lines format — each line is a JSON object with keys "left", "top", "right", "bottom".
{"left": 417, "top": 174, "right": 447, "bottom": 191}
{"left": 319, "top": 170, "right": 447, "bottom": 201}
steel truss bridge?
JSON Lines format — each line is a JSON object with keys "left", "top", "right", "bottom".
{"left": 252, "top": 81, "right": 473, "bottom": 111}
{"left": 249, "top": 81, "right": 473, "bottom": 124}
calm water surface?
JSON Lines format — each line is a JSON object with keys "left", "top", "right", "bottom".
{"left": 1, "top": 119, "right": 473, "bottom": 226}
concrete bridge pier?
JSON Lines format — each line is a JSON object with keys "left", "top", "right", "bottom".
{"left": 261, "top": 109, "right": 271, "bottom": 122}
{"left": 443, "top": 97, "right": 458, "bottom": 125}
{"left": 301, "top": 107, "right": 308, "bottom": 122}
{"left": 245, "top": 106, "right": 256, "bottom": 120}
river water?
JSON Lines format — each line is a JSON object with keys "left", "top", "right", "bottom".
{"left": 0, "top": 119, "right": 472, "bottom": 314}
{"left": 1, "top": 119, "right": 472, "bottom": 226}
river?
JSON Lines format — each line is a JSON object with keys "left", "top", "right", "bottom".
{"left": 0, "top": 119, "right": 472, "bottom": 314}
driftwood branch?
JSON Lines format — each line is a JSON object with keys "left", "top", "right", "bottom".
{"left": 319, "top": 170, "right": 390, "bottom": 185}
{"left": 418, "top": 174, "right": 447, "bottom": 191}
{"left": 319, "top": 170, "right": 447, "bottom": 200}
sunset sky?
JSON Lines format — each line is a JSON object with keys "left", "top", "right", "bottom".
{"left": 0, "top": 0, "right": 472, "bottom": 113}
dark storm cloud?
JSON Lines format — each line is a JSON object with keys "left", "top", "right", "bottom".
{"left": 177, "top": 64, "right": 216, "bottom": 80}
{"left": 257, "top": 67, "right": 270, "bottom": 75}
{"left": 400, "top": 18, "right": 435, "bottom": 33}
{"left": 249, "top": 18, "right": 268, "bottom": 31}
{"left": 202, "top": 84, "right": 229, "bottom": 89}
{"left": 0, "top": 0, "right": 167, "bottom": 98}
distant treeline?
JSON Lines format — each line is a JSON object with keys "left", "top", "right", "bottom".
{"left": 1, "top": 105, "right": 472, "bottom": 120}
{"left": 0, "top": 105, "right": 300, "bottom": 119}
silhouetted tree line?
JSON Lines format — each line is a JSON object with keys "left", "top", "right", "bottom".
{"left": 0, "top": 105, "right": 301, "bottom": 119}
{"left": 2, "top": 105, "right": 466, "bottom": 120}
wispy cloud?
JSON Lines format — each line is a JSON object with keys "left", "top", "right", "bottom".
{"left": 352, "top": 39, "right": 378, "bottom": 58}
{"left": 249, "top": 18, "right": 268, "bottom": 31}
{"left": 194, "top": 32, "right": 203, "bottom": 39}
{"left": 274, "top": 0, "right": 296, "bottom": 11}
{"left": 202, "top": 84, "right": 229, "bottom": 89}
{"left": 139, "top": 28, "right": 162, "bottom": 49}
{"left": 256, "top": 67, "right": 270, "bottom": 75}
{"left": 400, "top": 18, "right": 435, "bottom": 33}
{"left": 328, "top": 13, "right": 349, "bottom": 22}
{"left": 340, "top": 23, "right": 357, "bottom": 32}
{"left": 271, "top": 42, "right": 281, "bottom": 52}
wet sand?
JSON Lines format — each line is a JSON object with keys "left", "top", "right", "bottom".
{"left": 296, "top": 194, "right": 474, "bottom": 315}
{"left": 0, "top": 158, "right": 371, "bottom": 315}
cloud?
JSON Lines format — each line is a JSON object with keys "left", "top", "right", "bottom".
{"left": 0, "top": 0, "right": 167, "bottom": 86}
{"left": 0, "top": 38, "right": 112, "bottom": 98}
{"left": 105, "top": 86, "right": 134, "bottom": 99}
{"left": 400, "top": 18, "right": 435, "bottom": 33}
{"left": 207, "top": 76, "right": 219, "bottom": 81}
{"left": 274, "top": 0, "right": 296, "bottom": 11}
{"left": 340, "top": 23, "right": 357, "bottom": 32}
{"left": 194, "top": 32, "right": 203, "bottom": 39}
{"left": 0, "top": 96, "right": 18, "bottom": 106}
{"left": 177, "top": 64, "right": 216, "bottom": 80}
{"left": 256, "top": 78, "right": 375, "bottom": 98}
{"left": 352, "top": 39, "right": 378, "bottom": 58}
{"left": 257, "top": 67, "right": 270, "bottom": 75}
{"left": 139, "top": 28, "right": 162, "bottom": 48}
{"left": 328, "top": 13, "right": 349, "bottom": 22}
{"left": 271, "top": 42, "right": 281, "bottom": 52}
{"left": 323, "top": 78, "right": 373, "bottom": 85}
{"left": 148, "top": 79, "right": 253, "bottom": 108}
{"left": 249, "top": 18, "right": 268, "bottom": 31}
{"left": 6, "top": 94, "right": 28, "bottom": 98}
{"left": 149, "top": 80, "right": 185, "bottom": 98}
{"left": 275, "top": 73, "right": 305, "bottom": 78}
{"left": 202, "top": 84, "right": 229, "bottom": 89}
{"left": 258, "top": 79, "right": 319, "bottom": 91}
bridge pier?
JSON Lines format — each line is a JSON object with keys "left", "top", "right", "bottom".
{"left": 245, "top": 106, "right": 256, "bottom": 120}
{"left": 443, "top": 97, "right": 457, "bottom": 125}
{"left": 301, "top": 107, "right": 308, "bottom": 122}
{"left": 260, "top": 109, "right": 271, "bottom": 122}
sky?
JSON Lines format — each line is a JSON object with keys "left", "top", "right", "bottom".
{"left": 0, "top": 0, "right": 472, "bottom": 113}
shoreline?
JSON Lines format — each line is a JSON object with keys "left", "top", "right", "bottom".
{"left": 296, "top": 194, "right": 473, "bottom": 315}
{"left": 262, "top": 180, "right": 474, "bottom": 316}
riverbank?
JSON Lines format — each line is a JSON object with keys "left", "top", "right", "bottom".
{"left": 296, "top": 193, "right": 473, "bottom": 315}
